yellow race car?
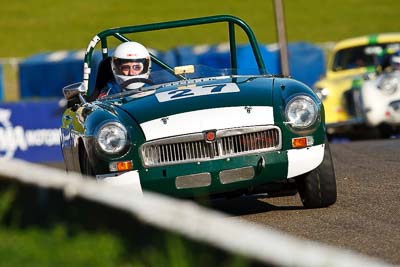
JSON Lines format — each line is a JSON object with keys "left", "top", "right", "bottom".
{"left": 314, "top": 33, "right": 400, "bottom": 137}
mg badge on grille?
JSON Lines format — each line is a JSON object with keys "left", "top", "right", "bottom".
{"left": 204, "top": 130, "right": 217, "bottom": 143}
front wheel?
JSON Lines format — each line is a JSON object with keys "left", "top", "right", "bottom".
{"left": 80, "top": 147, "right": 95, "bottom": 178}
{"left": 295, "top": 139, "right": 337, "bottom": 208}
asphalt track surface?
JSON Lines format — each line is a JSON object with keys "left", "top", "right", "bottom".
{"left": 210, "top": 138, "right": 400, "bottom": 265}
{"left": 49, "top": 138, "right": 400, "bottom": 265}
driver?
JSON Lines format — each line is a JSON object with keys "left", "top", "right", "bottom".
{"left": 390, "top": 51, "right": 400, "bottom": 71}
{"left": 98, "top": 41, "right": 151, "bottom": 98}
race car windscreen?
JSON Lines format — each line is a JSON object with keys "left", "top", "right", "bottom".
{"left": 332, "top": 42, "right": 400, "bottom": 71}
{"left": 148, "top": 64, "right": 264, "bottom": 85}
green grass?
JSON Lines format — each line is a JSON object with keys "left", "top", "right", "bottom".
{"left": 0, "top": 227, "right": 125, "bottom": 267}
{"left": 0, "top": 184, "right": 251, "bottom": 267}
{"left": 1, "top": 0, "right": 399, "bottom": 58}
{"left": 0, "top": 226, "right": 250, "bottom": 267}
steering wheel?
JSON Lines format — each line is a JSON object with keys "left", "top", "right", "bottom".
{"left": 120, "top": 78, "right": 155, "bottom": 88}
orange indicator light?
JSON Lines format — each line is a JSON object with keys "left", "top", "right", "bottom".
{"left": 292, "top": 136, "right": 314, "bottom": 148}
{"left": 116, "top": 160, "right": 133, "bottom": 172}
{"left": 292, "top": 137, "right": 307, "bottom": 148}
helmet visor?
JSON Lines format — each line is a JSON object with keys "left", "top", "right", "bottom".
{"left": 113, "top": 58, "right": 149, "bottom": 76}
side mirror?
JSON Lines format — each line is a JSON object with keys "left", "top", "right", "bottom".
{"left": 62, "top": 82, "right": 87, "bottom": 101}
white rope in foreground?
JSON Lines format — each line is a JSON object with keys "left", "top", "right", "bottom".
{"left": 0, "top": 158, "right": 395, "bottom": 267}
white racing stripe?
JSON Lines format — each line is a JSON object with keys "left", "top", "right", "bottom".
{"left": 140, "top": 106, "right": 274, "bottom": 141}
{"left": 287, "top": 144, "right": 325, "bottom": 178}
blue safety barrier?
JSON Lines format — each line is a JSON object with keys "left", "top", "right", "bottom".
{"left": 288, "top": 42, "right": 326, "bottom": 86}
{"left": 174, "top": 44, "right": 230, "bottom": 68}
{"left": 19, "top": 50, "right": 102, "bottom": 99}
{"left": 174, "top": 43, "right": 282, "bottom": 75}
{"left": 173, "top": 42, "right": 325, "bottom": 87}
{"left": 0, "top": 99, "right": 63, "bottom": 162}
{"left": 235, "top": 42, "right": 325, "bottom": 86}
{"left": 18, "top": 42, "right": 325, "bottom": 99}
{"left": 236, "top": 43, "right": 281, "bottom": 74}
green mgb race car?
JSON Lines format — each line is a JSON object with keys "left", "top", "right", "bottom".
{"left": 60, "top": 15, "right": 336, "bottom": 208}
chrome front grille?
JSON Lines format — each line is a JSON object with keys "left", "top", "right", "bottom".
{"left": 140, "top": 126, "right": 281, "bottom": 167}
{"left": 219, "top": 130, "right": 280, "bottom": 155}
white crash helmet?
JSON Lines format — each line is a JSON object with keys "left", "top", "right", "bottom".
{"left": 390, "top": 52, "right": 400, "bottom": 70}
{"left": 111, "top": 41, "right": 151, "bottom": 90}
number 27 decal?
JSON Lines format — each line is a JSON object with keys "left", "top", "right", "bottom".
{"left": 156, "top": 83, "right": 240, "bottom": 102}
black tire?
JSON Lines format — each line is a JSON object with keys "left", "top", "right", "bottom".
{"left": 378, "top": 124, "right": 395, "bottom": 139}
{"left": 80, "top": 148, "right": 95, "bottom": 177}
{"left": 296, "top": 139, "right": 337, "bottom": 208}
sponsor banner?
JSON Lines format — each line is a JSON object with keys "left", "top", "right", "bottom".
{"left": 0, "top": 99, "right": 63, "bottom": 162}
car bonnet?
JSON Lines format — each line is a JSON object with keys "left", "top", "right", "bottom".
{"left": 115, "top": 77, "right": 275, "bottom": 141}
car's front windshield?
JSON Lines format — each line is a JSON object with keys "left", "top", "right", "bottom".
{"left": 332, "top": 42, "right": 400, "bottom": 71}
{"left": 98, "top": 64, "right": 268, "bottom": 99}
{"left": 149, "top": 65, "right": 264, "bottom": 84}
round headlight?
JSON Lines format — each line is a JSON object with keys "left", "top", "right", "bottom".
{"left": 285, "top": 95, "right": 319, "bottom": 129}
{"left": 379, "top": 77, "right": 398, "bottom": 95}
{"left": 96, "top": 122, "right": 128, "bottom": 154}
